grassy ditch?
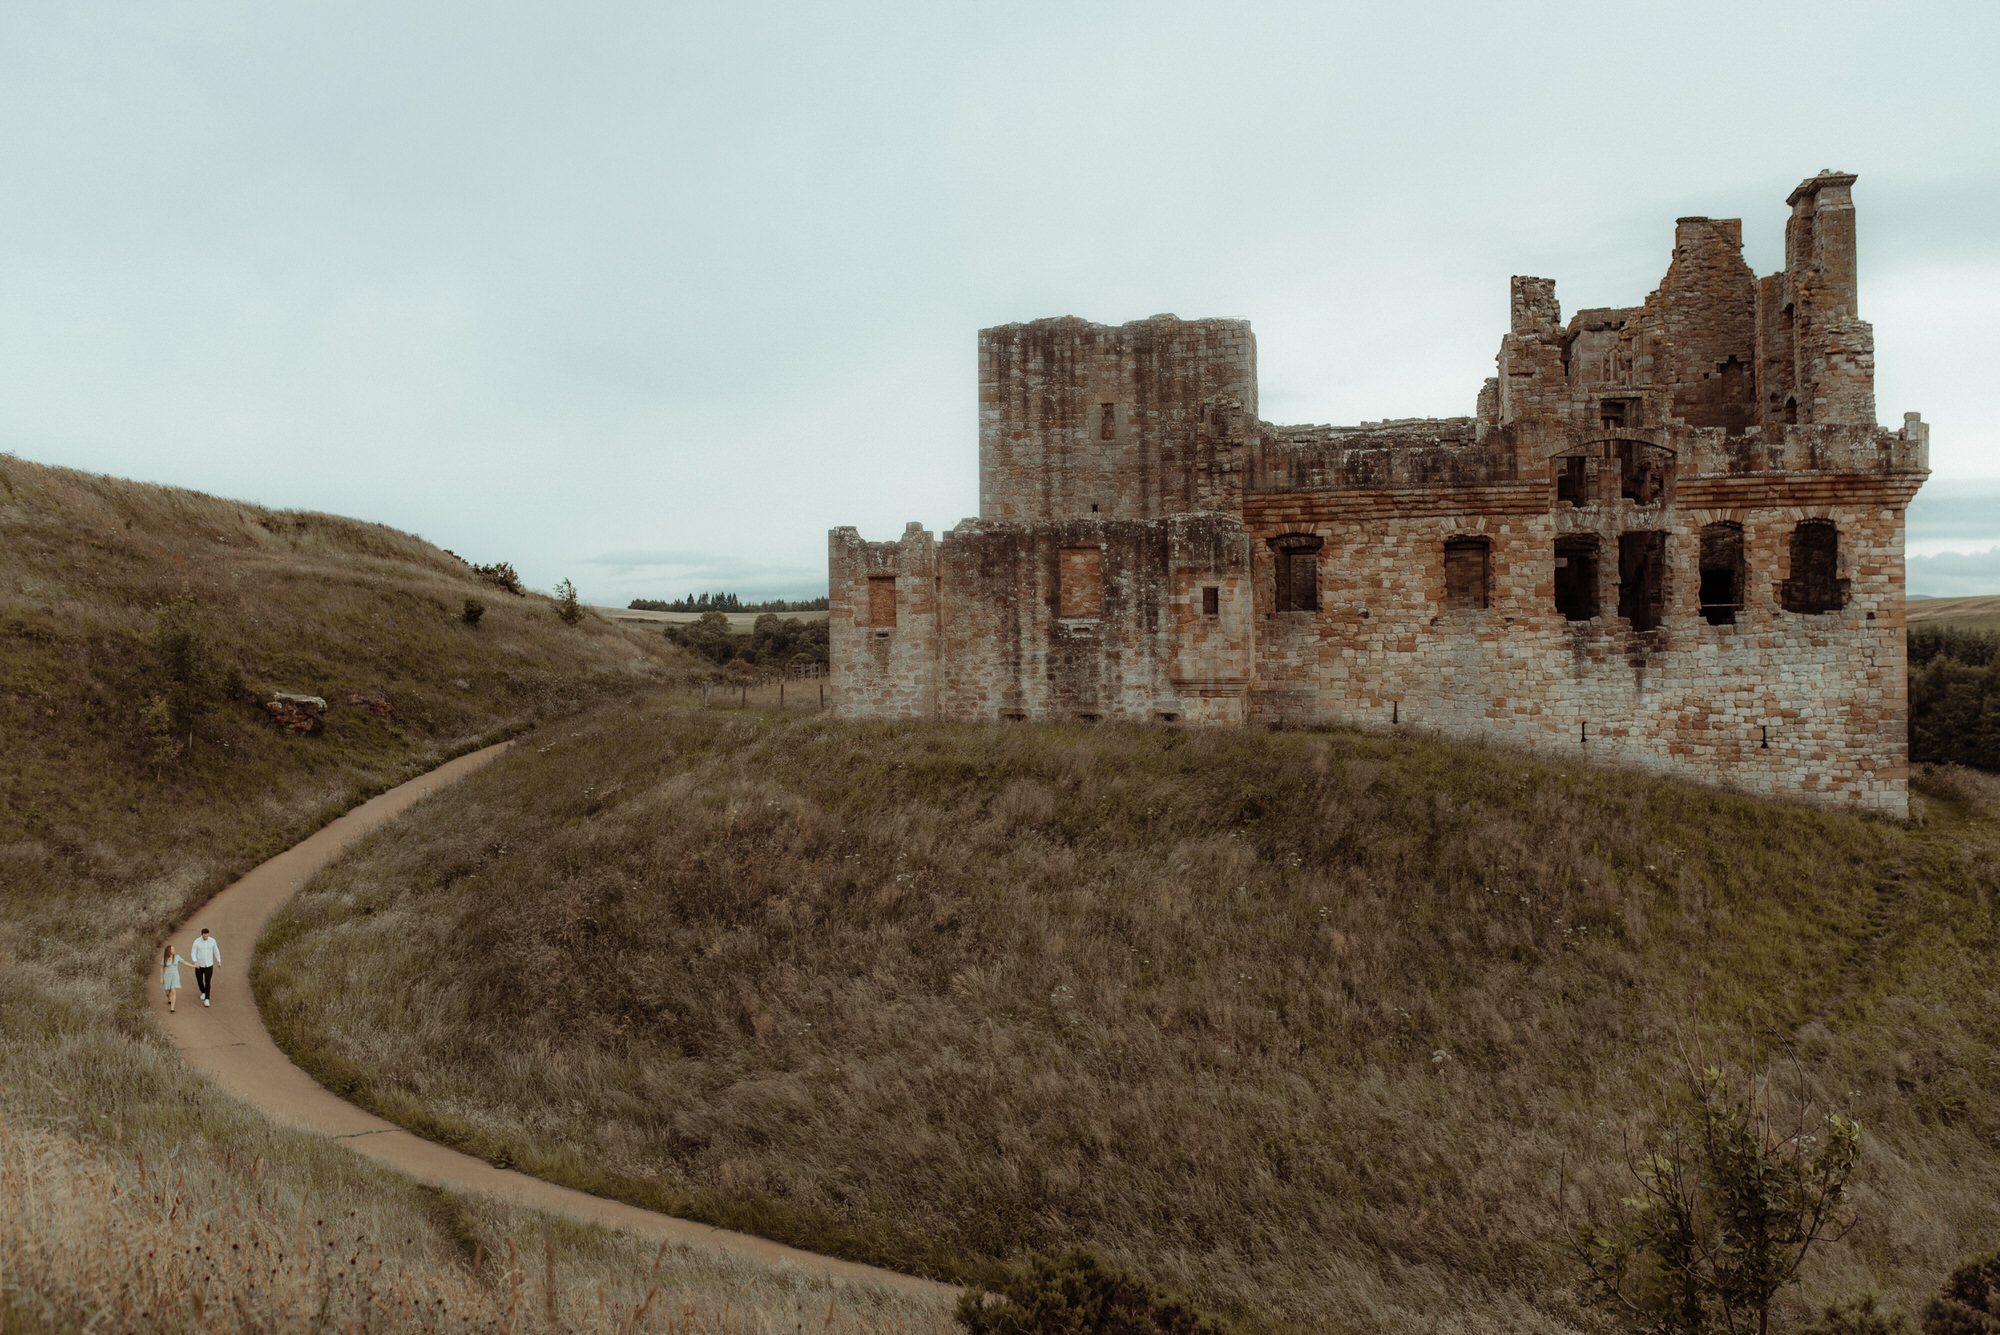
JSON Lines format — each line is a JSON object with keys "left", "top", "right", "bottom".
{"left": 258, "top": 699, "right": 2000, "bottom": 1333}
{"left": 0, "top": 455, "right": 951, "bottom": 1331}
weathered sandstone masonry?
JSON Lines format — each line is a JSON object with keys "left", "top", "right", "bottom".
{"left": 830, "top": 172, "right": 1927, "bottom": 815}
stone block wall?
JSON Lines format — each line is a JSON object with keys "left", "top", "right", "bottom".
{"left": 830, "top": 171, "right": 1927, "bottom": 815}
{"left": 828, "top": 523, "right": 939, "bottom": 720}
{"left": 980, "top": 316, "right": 1257, "bottom": 523}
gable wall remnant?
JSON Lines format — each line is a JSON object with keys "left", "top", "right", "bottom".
{"left": 829, "top": 173, "right": 1928, "bottom": 816}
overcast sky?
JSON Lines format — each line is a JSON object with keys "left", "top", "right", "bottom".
{"left": 3, "top": 2, "right": 1997, "bottom": 603}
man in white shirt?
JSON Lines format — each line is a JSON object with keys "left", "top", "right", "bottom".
{"left": 189, "top": 929, "right": 220, "bottom": 1007}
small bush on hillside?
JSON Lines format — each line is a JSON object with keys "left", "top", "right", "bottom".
{"left": 462, "top": 598, "right": 485, "bottom": 626}
{"left": 472, "top": 560, "right": 524, "bottom": 595}
{"left": 1922, "top": 1249, "right": 2000, "bottom": 1335}
{"left": 1571, "top": 1060, "right": 1861, "bottom": 1335}
{"left": 553, "top": 579, "right": 583, "bottom": 627}
{"left": 1800, "top": 1294, "right": 1913, "bottom": 1335}
{"left": 141, "top": 585, "right": 222, "bottom": 760}
{"left": 956, "top": 1247, "right": 1231, "bottom": 1335}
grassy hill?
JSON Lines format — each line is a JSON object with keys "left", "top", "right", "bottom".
{"left": 0, "top": 454, "right": 947, "bottom": 1332}
{"left": 256, "top": 698, "right": 2000, "bottom": 1334}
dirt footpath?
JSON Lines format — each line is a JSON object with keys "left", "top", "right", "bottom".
{"left": 152, "top": 739, "right": 955, "bottom": 1303}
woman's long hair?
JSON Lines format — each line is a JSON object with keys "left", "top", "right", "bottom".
{"left": 162, "top": 942, "right": 175, "bottom": 965}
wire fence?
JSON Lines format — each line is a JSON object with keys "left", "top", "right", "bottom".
{"left": 699, "top": 677, "right": 830, "bottom": 712}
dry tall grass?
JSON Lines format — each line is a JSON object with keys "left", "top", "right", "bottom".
{"left": 0, "top": 1109, "right": 952, "bottom": 1333}
{"left": 260, "top": 702, "right": 2000, "bottom": 1334}
{"left": 0, "top": 454, "right": 905, "bottom": 1329}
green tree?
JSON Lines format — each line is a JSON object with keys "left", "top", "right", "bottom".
{"left": 661, "top": 610, "right": 737, "bottom": 665}
{"left": 553, "top": 578, "right": 583, "bottom": 626}
{"left": 1571, "top": 1062, "right": 1862, "bottom": 1335}
{"left": 956, "top": 1247, "right": 1231, "bottom": 1335}
{"left": 142, "top": 584, "right": 220, "bottom": 759}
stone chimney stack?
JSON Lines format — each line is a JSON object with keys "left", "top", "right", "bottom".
{"left": 1758, "top": 171, "right": 1874, "bottom": 427}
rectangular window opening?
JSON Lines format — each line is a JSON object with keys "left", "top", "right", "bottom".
{"left": 1201, "top": 586, "right": 1220, "bottom": 616}
{"left": 1618, "top": 531, "right": 1667, "bottom": 631}
{"left": 867, "top": 576, "right": 897, "bottom": 628}
{"left": 1555, "top": 456, "right": 1588, "bottom": 507}
{"left": 1269, "top": 534, "right": 1323, "bottom": 613}
{"left": 1781, "top": 520, "right": 1844, "bottom": 613}
{"left": 1059, "top": 547, "right": 1104, "bottom": 618}
{"left": 1443, "top": 537, "right": 1491, "bottom": 610}
{"left": 1698, "top": 522, "right": 1744, "bottom": 625}
{"left": 1099, "top": 403, "right": 1116, "bottom": 440}
{"left": 1553, "top": 535, "right": 1599, "bottom": 622}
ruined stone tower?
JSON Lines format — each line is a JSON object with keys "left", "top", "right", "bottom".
{"left": 828, "top": 172, "right": 1928, "bottom": 815}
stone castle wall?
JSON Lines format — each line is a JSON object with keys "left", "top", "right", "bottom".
{"left": 829, "top": 172, "right": 1928, "bottom": 816}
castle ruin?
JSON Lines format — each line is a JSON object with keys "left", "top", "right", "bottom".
{"left": 828, "top": 172, "right": 1928, "bottom": 816}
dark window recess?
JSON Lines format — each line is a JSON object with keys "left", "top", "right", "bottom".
{"left": 1600, "top": 398, "right": 1636, "bottom": 428}
{"left": 1618, "top": 531, "right": 1667, "bottom": 631}
{"left": 1555, "top": 455, "right": 1588, "bottom": 506}
{"left": 1443, "top": 536, "right": 1491, "bottom": 610}
{"left": 1553, "top": 535, "right": 1600, "bottom": 622}
{"left": 1698, "top": 522, "right": 1745, "bottom": 625}
{"left": 1269, "top": 533, "right": 1323, "bottom": 612}
{"left": 868, "top": 576, "right": 897, "bottom": 628}
{"left": 1784, "top": 396, "right": 1799, "bottom": 425}
{"left": 1201, "top": 586, "right": 1220, "bottom": 616}
{"left": 1781, "top": 520, "right": 1845, "bottom": 613}
{"left": 1099, "top": 403, "right": 1116, "bottom": 440}
{"left": 1617, "top": 440, "right": 1669, "bottom": 505}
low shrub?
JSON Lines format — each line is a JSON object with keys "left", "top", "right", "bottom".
{"left": 957, "top": 1248, "right": 1230, "bottom": 1335}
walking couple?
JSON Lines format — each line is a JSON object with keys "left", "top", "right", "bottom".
{"left": 160, "top": 929, "right": 220, "bottom": 1013}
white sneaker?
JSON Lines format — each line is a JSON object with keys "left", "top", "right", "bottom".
{"left": 203, "top": 996, "right": 210, "bottom": 1006}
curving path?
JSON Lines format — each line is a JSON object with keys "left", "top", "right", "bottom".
{"left": 152, "top": 740, "right": 955, "bottom": 1303}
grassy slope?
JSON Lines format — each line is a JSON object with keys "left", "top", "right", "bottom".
{"left": 0, "top": 453, "right": 949, "bottom": 1331}
{"left": 258, "top": 698, "right": 2000, "bottom": 1334}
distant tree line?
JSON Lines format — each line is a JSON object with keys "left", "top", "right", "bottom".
{"left": 630, "top": 592, "right": 830, "bottom": 613}
{"left": 662, "top": 611, "right": 828, "bottom": 670}
{"left": 1909, "top": 625, "right": 1998, "bottom": 771}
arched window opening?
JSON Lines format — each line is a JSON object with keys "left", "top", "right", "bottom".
{"left": 1444, "top": 536, "right": 1491, "bottom": 610}
{"left": 1698, "top": 522, "right": 1745, "bottom": 626}
{"left": 1781, "top": 521, "right": 1845, "bottom": 613}
{"left": 1784, "top": 396, "right": 1799, "bottom": 425}
{"left": 1553, "top": 535, "right": 1600, "bottom": 622}
{"left": 1268, "top": 533, "right": 1323, "bottom": 613}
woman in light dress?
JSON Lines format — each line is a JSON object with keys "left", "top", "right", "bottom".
{"left": 161, "top": 942, "right": 186, "bottom": 1012}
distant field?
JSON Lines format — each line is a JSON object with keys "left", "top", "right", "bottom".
{"left": 1910, "top": 594, "right": 2000, "bottom": 634}
{"left": 599, "top": 606, "right": 830, "bottom": 632}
